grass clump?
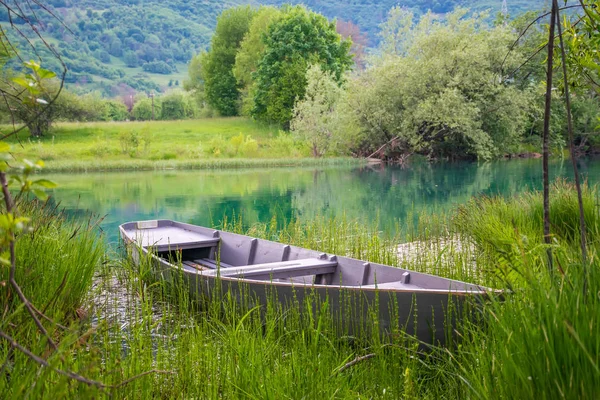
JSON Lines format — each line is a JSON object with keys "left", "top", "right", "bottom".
{"left": 2, "top": 201, "right": 103, "bottom": 322}
{"left": 436, "top": 244, "right": 600, "bottom": 399}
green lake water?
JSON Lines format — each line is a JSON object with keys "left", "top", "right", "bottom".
{"left": 46, "top": 158, "right": 600, "bottom": 244}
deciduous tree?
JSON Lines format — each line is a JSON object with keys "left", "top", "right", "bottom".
{"left": 291, "top": 65, "right": 343, "bottom": 157}
{"left": 202, "top": 6, "right": 256, "bottom": 116}
{"left": 251, "top": 5, "right": 352, "bottom": 127}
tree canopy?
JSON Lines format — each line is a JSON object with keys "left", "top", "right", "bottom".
{"left": 250, "top": 5, "right": 352, "bottom": 127}
{"left": 202, "top": 6, "right": 256, "bottom": 116}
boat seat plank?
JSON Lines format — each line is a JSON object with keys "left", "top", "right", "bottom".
{"left": 202, "top": 258, "right": 337, "bottom": 280}
{"left": 182, "top": 260, "right": 208, "bottom": 271}
{"left": 193, "top": 258, "right": 233, "bottom": 269}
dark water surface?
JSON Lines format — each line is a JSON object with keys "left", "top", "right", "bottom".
{"left": 46, "top": 158, "right": 600, "bottom": 244}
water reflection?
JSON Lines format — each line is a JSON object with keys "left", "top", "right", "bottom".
{"left": 46, "top": 158, "right": 600, "bottom": 243}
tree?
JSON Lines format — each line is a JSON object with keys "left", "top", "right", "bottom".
{"left": 233, "top": 6, "right": 284, "bottom": 115}
{"left": 123, "top": 51, "right": 139, "bottom": 67}
{"left": 291, "top": 65, "right": 343, "bottom": 157}
{"left": 132, "top": 97, "right": 161, "bottom": 121}
{"left": 142, "top": 60, "right": 172, "bottom": 74}
{"left": 5, "top": 61, "right": 62, "bottom": 137}
{"left": 160, "top": 92, "right": 190, "bottom": 120}
{"left": 378, "top": 6, "right": 415, "bottom": 57}
{"left": 336, "top": 20, "right": 369, "bottom": 70}
{"left": 337, "top": 10, "right": 534, "bottom": 160}
{"left": 104, "top": 99, "right": 129, "bottom": 121}
{"left": 184, "top": 52, "right": 207, "bottom": 109}
{"left": 557, "top": 0, "right": 600, "bottom": 95}
{"left": 251, "top": 5, "right": 352, "bottom": 127}
{"left": 202, "top": 6, "right": 256, "bottom": 116}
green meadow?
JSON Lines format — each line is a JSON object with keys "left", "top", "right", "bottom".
{"left": 6, "top": 118, "right": 359, "bottom": 172}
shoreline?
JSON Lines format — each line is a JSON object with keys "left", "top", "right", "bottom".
{"left": 39, "top": 157, "right": 365, "bottom": 173}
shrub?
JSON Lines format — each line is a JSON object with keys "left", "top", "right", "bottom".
{"left": 90, "top": 134, "right": 112, "bottom": 157}
{"left": 204, "top": 135, "right": 231, "bottom": 157}
{"left": 104, "top": 99, "right": 129, "bottom": 121}
{"left": 118, "top": 129, "right": 139, "bottom": 156}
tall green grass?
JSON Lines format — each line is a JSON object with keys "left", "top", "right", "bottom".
{"left": 0, "top": 201, "right": 104, "bottom": 398}
{"left": 441, "top": 251, "right": 600, "bottom": 399}
{"left": 430, "top": 180, "right": 600, "bottom": 398}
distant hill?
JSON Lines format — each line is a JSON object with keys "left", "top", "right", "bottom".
{"left": 0, "top": 0, "right": 545, "bottom": 97}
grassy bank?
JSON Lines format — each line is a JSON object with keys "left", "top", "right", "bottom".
{"left": 5, "top": 118, "right": 362, "bottom": 172}
{"left": 1, "top": 182, "right": 599, "bottom": 398}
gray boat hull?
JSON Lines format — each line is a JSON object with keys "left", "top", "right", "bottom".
{"left": 120, "top": 220, "right": 489, "bottom": 345}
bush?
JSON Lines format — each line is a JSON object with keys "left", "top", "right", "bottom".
{"left": 142, "top": 60, "right": 173, "bottom": 74}
{"left": 118, "top": 129, "right": 139, "bottom": 156}
{"left": 204, "top": 135, "right": 231, "bottom": 157}
{"left": 268, "top": 131, "right": 309, "bottom": 157}
{"left": 132, "top": 97, "right": 161, "bottom": 121}
{"left": 90, "top": 134, "right": 112, "bottom": 157}
{"left": 160, "top": 92, "right": 187, "bottom": 120}
{"left": 104, "top": 100, "right": 129, "bottom": 121}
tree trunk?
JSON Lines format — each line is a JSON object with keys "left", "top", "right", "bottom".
{"left": 542, "top": 1, "right": 558, "bottom": 272}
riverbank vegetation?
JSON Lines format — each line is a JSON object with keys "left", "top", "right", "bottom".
{"left": 1, "top": 181, "right": 598, "bottom": 398}
{"left": 186, "top": 5, "right": 599, "bottom": 161}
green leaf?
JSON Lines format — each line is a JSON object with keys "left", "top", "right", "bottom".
{"left": 33, "top": 179, "right": 57, "bottom": 188}
{"left": 32, "top": 189, "right": 48, "bottom": 201}
{"left": 11, "top": 77, "right": 30, "bottom": 88}
{"left": 0, "top": 142, "right": 10, "bottom": 152}
{"left": 24, "top": 60, "right": 41, "bottom": 72}
{"left": 37, "top": 68, "right": 56, "bottom": 80}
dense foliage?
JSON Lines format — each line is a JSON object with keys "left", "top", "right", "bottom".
{"left": 189, "top": 5, "right": 352, "bottom": 126}
{"left": 287, "top": 8, "right": 600, "bottom": 161}
{"left": 202, "top": 6, "right": 256, "bottom": 116}
{"left": 250, "top": 6, "right": 352, "bottom": 126}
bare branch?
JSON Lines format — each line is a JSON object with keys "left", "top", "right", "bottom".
{"left": 336, "top": 353, "right": 376, "bottom": 373}
{"left": 554, "top": 0, "right": 588, "bottom": 288}
{"left": 0, "top": 329, "right": 108, "bottom": 388}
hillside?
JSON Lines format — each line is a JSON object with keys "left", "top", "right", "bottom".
{"left": 1, "top": 0, "right": 544, "bottom": 97}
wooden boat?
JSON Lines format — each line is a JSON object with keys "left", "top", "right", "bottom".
{"left": 120, "top": 219, "right": 490, "bottom": 345}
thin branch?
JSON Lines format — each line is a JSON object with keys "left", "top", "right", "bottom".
{"left": 500, "top": 4, "right": 582, "bottom": 74}
{"left": 504, "top": 14, "right": 586, "bottom": 82}
{"left": 336, "top": 353, "right": 376, "bottom": 373}
{"left": 367, "top": 136, "right": 400, "bottom": 159}
{"left": 554, "top": 0, "right": 588, "bottom": 287}
{"left": 0, "top": 329, "right": 107, "bottom": 388}
{"left": 112, "top": 369, "right": 176, "bottom": 389}
{"left": 1, "top": 327, "right": 175, "bottom": 390}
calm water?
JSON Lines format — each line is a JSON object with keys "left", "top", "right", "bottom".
{"left": 46, "top": 158, "right": 600, "bottom": 244}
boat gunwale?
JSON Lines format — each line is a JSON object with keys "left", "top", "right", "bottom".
{"left": 119, "top": 221, "right": 496, "bottom": 296}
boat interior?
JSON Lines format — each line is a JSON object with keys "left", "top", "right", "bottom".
{"left": 121, "top": 220, "right": 483, "bottom": 292}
